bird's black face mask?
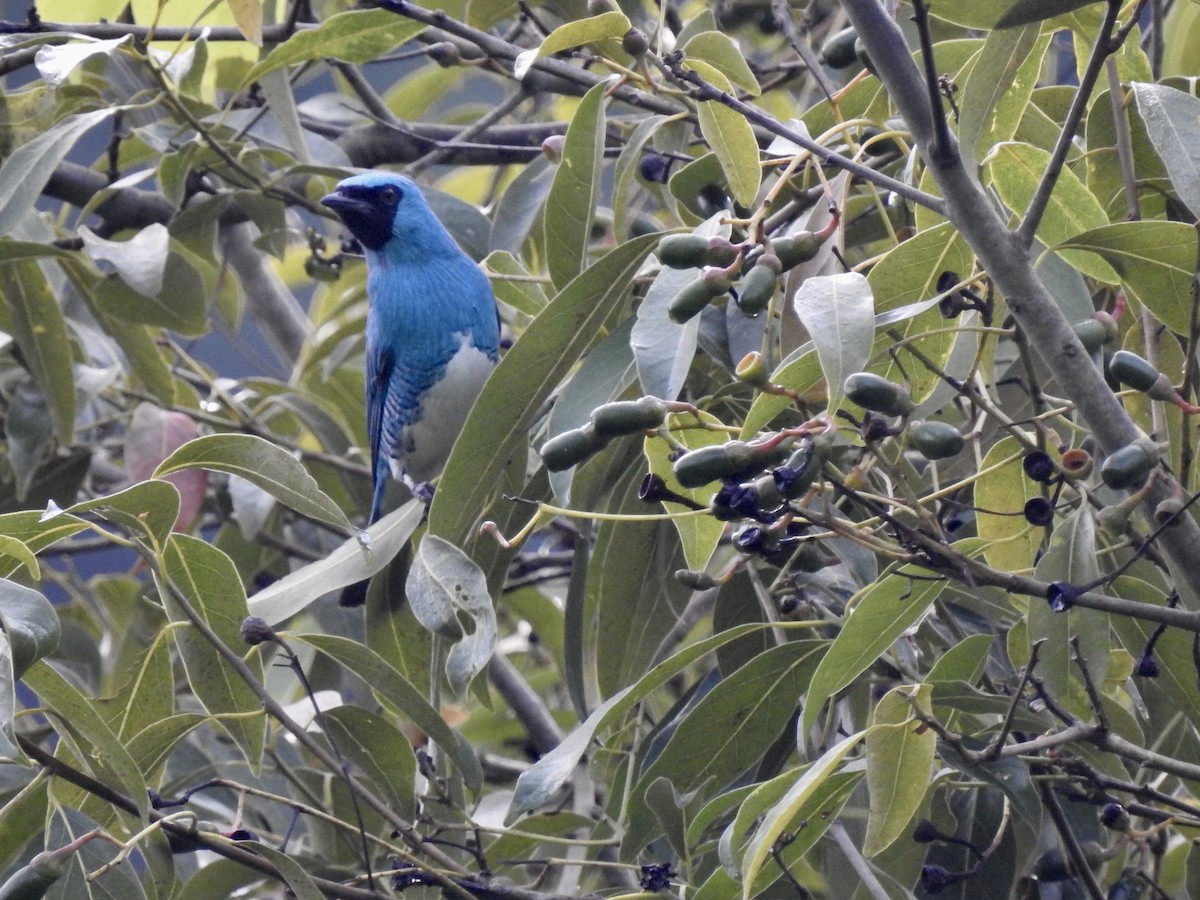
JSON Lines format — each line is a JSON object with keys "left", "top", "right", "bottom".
{"left": 320, "top": 184, "right": 402, "bottom": 252}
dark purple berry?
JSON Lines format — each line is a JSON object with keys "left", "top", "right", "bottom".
{"left": 1046, "top": 582, "right": 1082, "bottom": 612}
{"left": 639, "top": 153, "right": 672, "bottom": 184}
{"left": 1024, "top": 497, "right": 1054, "bottom": 526}
{"left": 639, "top": 863, "right": 676, "bottom": 891}
{"left": 1134, "top": 653, "right": 1160, "bottom": 678}
{"left": 1022, "top": 451, "right": 1056, "bottom": 483}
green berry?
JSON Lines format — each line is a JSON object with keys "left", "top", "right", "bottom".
{"left": 668, "top": 276, "right": 721, "bottom": 324}
{"left": 589, "top": 397, "right": 668, "bottom": 438}
{"left": 657, "top": 234, "right": 711, "bottom": 269}
{"left": 737, "top": 262, "right": 778, "bottom": 315}
{"left": 772, "top": 232, "right": 820, "bottom": 270}
{"left": 1100, "top": 440, "right": 1158, "bottom": 490}
{"left": 844, "top": 372, "right": 915, "bottom": 417}
{"left": 908, "top": 421, "right": 964, "bottom": 460}
{"left": 539, "top": 425, "right": 606, "bottom": 471}
{"left": 819, "top": 27, "right": 859, "bottom": 69}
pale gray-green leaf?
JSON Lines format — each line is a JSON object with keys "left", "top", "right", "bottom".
{"left": 792, "top": 272, "right": 875, "bottom": 415}
{"left": 247, "top": 500, "right": 423, "bottom": 625}
{"left": 406, "top": 534, "right": 497, "bottom": 696}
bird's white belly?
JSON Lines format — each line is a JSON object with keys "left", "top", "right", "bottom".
{"left": 395, "top": 339, "right": 496, "bottom": 483}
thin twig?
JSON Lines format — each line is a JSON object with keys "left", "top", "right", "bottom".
{"left": 1016, "top": 0, "right": 1121, "bottom": 245}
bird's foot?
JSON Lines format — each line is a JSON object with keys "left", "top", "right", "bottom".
{"left": 407, "top": 479, "right": 436, "bottom": 506}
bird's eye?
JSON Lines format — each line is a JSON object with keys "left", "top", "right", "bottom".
{"left": 379, "top": 186, "right": 400, "bottom": 206}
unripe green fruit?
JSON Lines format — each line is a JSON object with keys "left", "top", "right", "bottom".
{"left": 1072, "top": 318, "right": 1108, "bottom": 354}
{"left": 908, "top": 420, "right": 964, "bottom": 460}
{"left": 1100, "top": 440, "right": 1158, "bottom": 490}
{"left": 0, "top": 851, "right": 67, "bottom": 900}
{"left": 668, "top": 276, "right": 721, "bottom": 323}
{"left": 590, "top": 397, "right": 668, "bottom": 437}
{"left": 844, "top": 372, "right": 915, "bottom": 417}
{"left": 737, "top": 263, "right": 778, "bottom": 315}
{"left": 673, "top": 439, "right": 789, "bottom": 488}
{"left": 819, "top": 27, "right": 859, "bottom": 68}
{"left": 1109, "top": 350, "right": 1176, "bottom": 401}
{"left": 540, "top": 425, "right": 606, "bottom": 471}
{"left": 657, "top": 234, "right": 711, "bottom": 269}
{"left": 772, "top": 232, "right": 820, "bottom": 270}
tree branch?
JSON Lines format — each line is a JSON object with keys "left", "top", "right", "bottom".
{"left": 841, "top": 0, "right": 1200, "bottom": 611}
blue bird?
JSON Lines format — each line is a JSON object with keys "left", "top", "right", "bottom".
{"left": 321, "top": 172, "right": 500, "bottom": 529}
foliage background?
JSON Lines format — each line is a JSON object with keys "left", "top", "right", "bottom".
{"left": 4, "top": 0, "right": 1200, "bottom": 898}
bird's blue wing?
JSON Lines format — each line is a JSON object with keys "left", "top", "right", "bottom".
{"left": 365, "top": 342, "right": 394, "bottom": 524}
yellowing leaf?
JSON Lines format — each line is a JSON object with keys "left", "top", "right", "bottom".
{"left": 689, "top": 61, "right": 762, "bottom": 207}
{"left": 225, "top": 0, "right": 263, "bottom": 47}
{"left": 863, "top": 684, "right": 935, "bottom": 855}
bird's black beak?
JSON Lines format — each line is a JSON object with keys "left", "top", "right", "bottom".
{"left": 320, "top": 191, "right": 372, "bottom": 218}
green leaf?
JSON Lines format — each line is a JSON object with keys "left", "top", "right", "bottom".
{"left": 126, "top": 712, "right": 206, "bottom": 774}
{"left": 793, "top": 272, "right": 875, "bottom": 416}
{"left": 543, "top": 81, "right": 606, "bottom": 290}
{"left": 1031, "top": 504, "right": 1106, "bottom": 702}
{"left": 239, "top": 9, "right": 424, "bottom": 89}
{"left": 154, "top": 434, "right": 350, "bottom": 532}
{"left": 429, "top": 232, "right": 663, "bottom": 548}
{"left": 158, "top": 534, "right": 266, "bottom": 769}
{"left": 512, "top": 11, "right": 631, "bottom": 79}
{"left": 626, "top": 641, "right": 826, "bottom": 852}
{"left": 591, "top": 467, "right": 692, "bottom": 697}
{"left": 0, "top": 260, "right": 75, "bottom": 444}
{"left": 545, "top": 317, "right": 638, "bottom": 505}
{"left": 720, "top": 766, "right": 860, "bottom": 897}
{"left": 406, "top": 534, "right": 497, "bottom": 697}
{"left": 1053, "top": 221, "right": 1196, "bottom": 335}
{"left": 866, "top": 222, "right": 974, "bottom": 403}
{"left": 690, "top": 61, "right": 761, "bottom": 207}
{"left": 295, "top": 634, "right": 483, "bottom": 791}
{"left": 684, "top": 31, "right": 761, "bottom": 96}
{"left": 997, "top": 0, "right": 1104, "bottom": 28}
{"left": 800, "top": 570, "right": 945, "bottom": 738}
{"left": 739, "top": 730, "right": 865, "bottom": 896}
{"left": 863, "top": 684, "right": 935, "bottom": 856}
{"left": 983, "top": 142, "right": 1116, "bottom": 282}
{"left": 0, "top": 536, "right": 40, "bottom": 584}
{"left": 642, "top": 410, "right": 727, "bottom": 571}
{"left": 63, "top": 479, "right": 182, "bottom": 549}
{"left": 958, "top": 26, "right": 1050, "bottom": 163}
{"left": 322, "top": 706, "right": 417, "bottom": 821}
{"left": 247, "top": 499, "right": 423, "bottom": 625}
{"left": 926, "top": 634, "right": 993, "bottom": 684}
{"left": 975, "top": 435, "right": 1040, "bottom": 574}
{"left": 0, "top": 580, "right": 59, "bottom": 679}
{"left": 91, "top": 244, "right": 210, "bottom": 336}
{"left": 507, "top": 621, "right": 794, "bottom": 823}
{"left": 0, "top": 107, "right": 126, "bottom": 237}
{"left": 23, "top": 661, "right": 149, "bottom": 821}
{"left": 234, "top": 841, "right": 324, "bottom": 900}
{"left": 79, "top": 224, "right": 169, "bottom": 298}
{"left": 613, "top": 114, "right": 669, "bottom": 241}
{"left": 632, "top": 214, "right": 727, "bottom": 401}
{"left": 741, "top": 349, "right": 824, "bottom": 437}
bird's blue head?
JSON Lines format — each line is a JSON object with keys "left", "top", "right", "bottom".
{"left": 320, "top": 172, "right": 451, "bottom": 256}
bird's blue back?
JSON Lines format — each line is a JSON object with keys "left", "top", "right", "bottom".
{"left": 321, "top": 173, "right": 500, "bottom": 523}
